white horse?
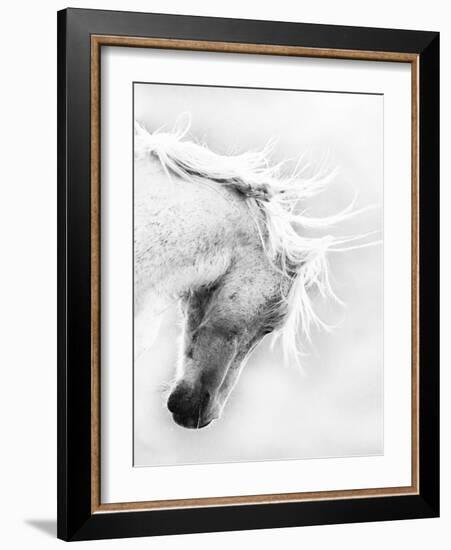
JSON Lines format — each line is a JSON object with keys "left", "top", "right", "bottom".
{"left": 134, "top": 116, "right": 377, "bottom": 429}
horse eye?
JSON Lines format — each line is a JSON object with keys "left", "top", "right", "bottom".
{"left": 206, "top": 281, "right": 221, "bottom": 293}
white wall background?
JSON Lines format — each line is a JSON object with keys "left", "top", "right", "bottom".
{"left": 0, "top": 1, "right": 447, "bottom": 548}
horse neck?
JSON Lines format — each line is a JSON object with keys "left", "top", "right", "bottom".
{"left": 134, "top": 157, "right": 256, "bottom": 311}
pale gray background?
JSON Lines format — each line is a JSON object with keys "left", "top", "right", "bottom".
{"left": 4, "top": 1, "right": 449, "bottom": 548}
{"left": 134, "top": 82, "right": 383, "bottom": 466}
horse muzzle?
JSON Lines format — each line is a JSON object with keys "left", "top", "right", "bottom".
{"left": 171, "top": 412, "right": 214, "bottom": 429}
{"left": 167, "top": 382, "right": 215, "bottom": 429}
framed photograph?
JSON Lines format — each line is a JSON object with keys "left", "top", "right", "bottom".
{"left": 57, "top": 8, "right": 439, "bottom": 541}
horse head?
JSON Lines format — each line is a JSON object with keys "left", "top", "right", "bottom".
{"left": 167, "top": 249, "right": 290, "bottom": 429}
{"left": 135, "top": 119, "right": 379, "bottom": 429}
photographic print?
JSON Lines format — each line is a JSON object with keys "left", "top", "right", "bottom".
{"left": 133, "top": 83, "right": 383, "bottom": 467}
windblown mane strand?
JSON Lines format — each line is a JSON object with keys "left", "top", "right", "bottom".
{"left": 135, "top": 115, "right": 379, "bottom": 365}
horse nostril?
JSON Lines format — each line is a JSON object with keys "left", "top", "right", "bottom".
{"left": 167, "top": 383, "right": 212, "bottom": 418}
{"left": 167, "top": 381, "right": 201, "bottom": 416}
{"left": 166, "top": 391, "right": 178, "bottom": 414}
{"left": 167, "top": 383, "right": 188, "bottom": 414}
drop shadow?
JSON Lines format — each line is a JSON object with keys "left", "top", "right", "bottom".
{"left": 25, "top": 519, "right": 57, "bottom": 538}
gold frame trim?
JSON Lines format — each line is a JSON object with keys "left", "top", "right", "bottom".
{"left": 90, "top": 35, "right": 420, "bottom": 514}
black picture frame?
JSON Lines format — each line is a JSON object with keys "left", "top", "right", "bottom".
{"left": 57, "top": 7, "right": 439, "bottom": 541}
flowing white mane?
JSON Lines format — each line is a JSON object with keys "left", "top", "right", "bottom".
{"left": 135, "top": 115, "right": 379, "bottom": 365}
